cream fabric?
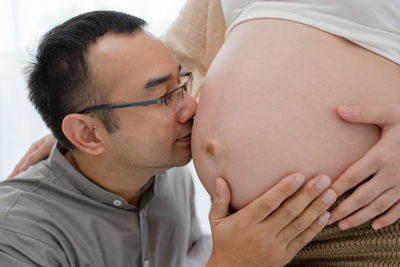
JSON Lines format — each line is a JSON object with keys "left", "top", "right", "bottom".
{"left": 223, "top": 0, "right": 400, "bottom": 65}
{"left": 161, "top": 0, "right": 226, "bottom": 100}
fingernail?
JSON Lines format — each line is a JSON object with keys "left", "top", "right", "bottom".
{"left": 321, "top": 190, "right": 336, "bottom": 204}
{"left": 372, "top": 222, "right": 382, "bottom": 230}
{"left": 317, "top": 175, "right": 331, "bottom": 190}
{"left": 318, "top": 211, "right": 331, "bottom": 225}
{"left": 292, "top": 174, "right": 304, "bottom": 188}
{"left": 341, "top": 105, "right": 352, "bottom": 116}
{"left": 339, "top": 221, "right": 351, "bottom": 230}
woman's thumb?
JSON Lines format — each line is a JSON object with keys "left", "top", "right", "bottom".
{"left": 209, "top": 177, "right": 231, "bottom": 225}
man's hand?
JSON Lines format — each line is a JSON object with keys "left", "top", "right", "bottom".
{"left": 329, "top": 105, "right": 400, "bottom": 230}
{"left": 206, "top": 173, "right": 336, "bottom": 267}
{"left": 8, "top": 134, "right": 56, "bottom": 178}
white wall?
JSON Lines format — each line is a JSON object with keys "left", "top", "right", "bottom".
{"left": 0, "top": 0, "right": 211, "bottom": 234}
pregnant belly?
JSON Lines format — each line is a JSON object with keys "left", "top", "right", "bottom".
{"left": 191, "top": 19, "right": 400, "bottom": 210}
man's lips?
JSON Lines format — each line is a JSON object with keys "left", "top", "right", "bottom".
{"left": 176, "top": 133, "right": 191, "bottom": 142}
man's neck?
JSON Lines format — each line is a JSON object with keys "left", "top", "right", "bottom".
{"left": 64, "top": 151, "right": 158, "bottom": 206}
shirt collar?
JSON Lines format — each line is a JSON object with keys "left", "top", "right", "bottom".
{"left": 46, "top": 143, "right": 156, "bottom": 210}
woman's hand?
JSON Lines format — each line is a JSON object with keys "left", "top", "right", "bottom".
{"left": 330, "top": 105, "right": 400, "bottom": 230}
{"left": 206, "top": 173, "right": 336, "bottom": 267}
{"left": 8, "top": 134, "right": 56, "bottom": 178}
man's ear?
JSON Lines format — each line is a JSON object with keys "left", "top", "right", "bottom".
{"left": 62, "top": 114, "right": 107, "bottom": 155}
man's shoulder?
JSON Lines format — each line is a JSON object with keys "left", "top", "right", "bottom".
{"left": 0, "top": 164, "right": 60, "bottom": 239}
{"left": 0, "top": 181, "right": 68, "bottom": 266}
{"left": 0, "top": 189, "right": 62, "bottom": 257}
{"left": 0, "top": 162, "right": 55, "bottom": 208}
{"left": 3, "top": 160, "right": 55, "bottom": 187}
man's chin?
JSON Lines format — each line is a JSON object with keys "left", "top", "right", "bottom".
{"left": 173, "top": 151, "right": 192, "bottom": 167}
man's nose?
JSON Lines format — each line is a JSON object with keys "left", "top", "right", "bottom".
{"left": 177, "top": 92, "right": 198, "bottom": 123}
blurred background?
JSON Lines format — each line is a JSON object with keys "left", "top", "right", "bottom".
{"left": 0, "top": 0, "right": 211, "bottom": 233}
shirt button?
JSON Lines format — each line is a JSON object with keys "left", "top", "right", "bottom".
{"left": 144, "top": 260, "right": 150, "bottom": 267}
{"left": 113, "top": 200, "right": 122, "bottom": 207}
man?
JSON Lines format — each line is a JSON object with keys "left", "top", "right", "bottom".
{"left": 0, "top": 11, "right": 335, "bottom": 266}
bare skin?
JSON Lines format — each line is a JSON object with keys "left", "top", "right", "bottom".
{"left": 192, "top": 19, "right": 400, "bottom": 214}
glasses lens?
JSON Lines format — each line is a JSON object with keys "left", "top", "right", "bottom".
{"left": 163, "top": 87, "right": 184, "bottom": 116}
{"left": 180, "top": 73, "right": 192, "bottom": 95}
{"left": 175, "top": 88, "right": 184, "bottom": 112}
{"left": 163, "top": 73, "right": 192, "bottom": 116}
{"left": 186, "top": 76, "right": 192, "bottom": 95}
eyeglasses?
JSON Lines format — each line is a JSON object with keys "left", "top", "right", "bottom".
{"left": 78, "top": 72, "right": 193, "bottom": 116}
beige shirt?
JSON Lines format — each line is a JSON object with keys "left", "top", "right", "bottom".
{"left": 0, "top": 145, "right": 211, "bottom": 267}
{"left": 161, "top": 0, "right": 226, "bottom": 100}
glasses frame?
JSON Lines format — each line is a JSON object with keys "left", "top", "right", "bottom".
{"left": 78, "top": 72, "right": 193, "bottom": 114}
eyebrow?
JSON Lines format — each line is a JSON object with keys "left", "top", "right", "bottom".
{"left": 143, "top": 65, "right": 182, "bottom": 89}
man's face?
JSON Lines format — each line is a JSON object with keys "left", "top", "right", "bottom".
{"left": 87, "top": 31, "right": 197, "bottom": 172}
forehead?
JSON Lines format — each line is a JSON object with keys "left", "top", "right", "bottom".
{"left": 87, "top": 31, "right": 178, "bottom": 95}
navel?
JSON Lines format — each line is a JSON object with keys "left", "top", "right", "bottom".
{"left": 206, "top": 142, "right": 216, "bottom": 156}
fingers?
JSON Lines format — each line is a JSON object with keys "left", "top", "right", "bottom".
{"left": 209, "top": 177, "right": 232, "bottom": 226}
{"left": 207, "top": 173, "right": 335, "bottom": 267}
{"left": 278, "top": 189, "right": 336, "bottom": 242}
{"left": 22, "top": 143, "right": 53, "bottom": 171}
{"left": 330, "top": 162, "right": 400, "bottom": 226}
{"left": 336, "top": 188, "right": 398, "bottom": 230}
{"left": 372, "top": 201, "right": 400, "bottom": 230}
{"left": 337, "top": 105, "right": 400, "bottom": 127}
{"left": 334, "top": 104, "right": 400, "bottom": 230}
{"left": 8, "top": 134, "right": 56, "bottom": 178}
{"left": 330, "top": 148, "right": 379, "bottom": 197}
{"left": 263, "top": 175, "right": 332, "bottom": 235}
{"left": 238, "top": 173, "right": 305, "bottom": 224}
{"left": 286, "top": 211, "right": 331, "bottom": 254}
{"left": 330, "top": 173, "right": 386, "bottom": 224}
{"left": 8, "top": 163, "right": 25, "bottom": 178}
{"left": 7, "top": 137, "right": 46, "bottom": 178}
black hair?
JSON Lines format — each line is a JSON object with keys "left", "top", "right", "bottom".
{"left": 27, "top": 10, "right": 147, "bottom": 149}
